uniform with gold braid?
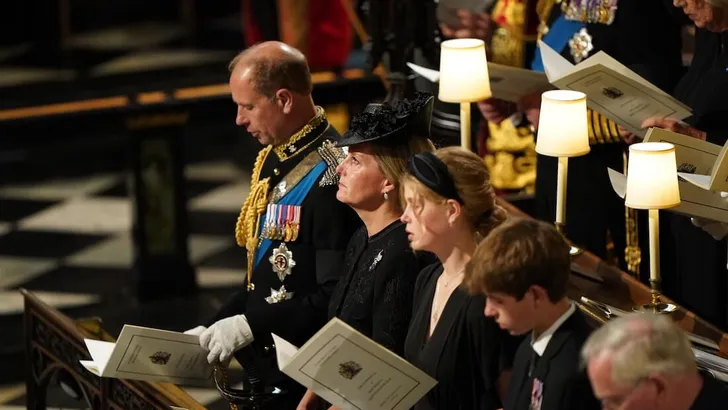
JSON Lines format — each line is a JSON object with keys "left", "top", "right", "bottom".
{"left": 209, "top": 107, "right": 361, "bottom": 407}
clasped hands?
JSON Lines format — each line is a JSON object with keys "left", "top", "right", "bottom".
{"left": 184, "top": 315, "right": 254, "bottom": 364}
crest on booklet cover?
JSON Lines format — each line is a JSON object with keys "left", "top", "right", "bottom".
{"left": 601, "top": 87, "right": 623, "bottom": 99}
{"left": 150, "top": 351, "right": 171, "bottom": 365}
{"left": 338, "top": 361, "right": 363, "bottom": 380}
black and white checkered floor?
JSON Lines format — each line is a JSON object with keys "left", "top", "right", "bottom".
{"left": 0, "top": 155, "right": 254, "bottom": 408}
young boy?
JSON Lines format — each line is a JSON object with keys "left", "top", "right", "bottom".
{"left": 464, "top": 217, "right": 600, "bottom": 410}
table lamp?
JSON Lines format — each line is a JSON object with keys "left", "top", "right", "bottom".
{"left": 624, "top": 142, "right": 680, "bottom": 314}
{"left": 535, "top": 90, "right": 590, "bottom": 256}
{"left": 438, "top": 38, "right": 491, "bottom": 151}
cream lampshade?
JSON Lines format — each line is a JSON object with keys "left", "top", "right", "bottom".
{"left": 437, "top": 38, "right": 491, "bottom": 151}
{"left": 625, "top": 142, "right": 681, "bottom": 210}
{"left": 624, "top": 142, "right": 680, "bottom": 314}
{"left": 438, "top": 38, "right": 491, "bottom": 103}
{"left": 535, "top": 90, "right": 590, "bottom": 158}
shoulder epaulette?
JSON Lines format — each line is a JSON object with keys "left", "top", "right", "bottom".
{"left": 317, "top": 139, "right": 347, "bottom": 187}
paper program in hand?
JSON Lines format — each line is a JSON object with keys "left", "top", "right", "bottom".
{"left": 538, "top": 41, "right": 691, "bottom": 137}
{"left": 272, "top": 318, "right": 437, "bottom": 410}
{"left": 79, "top": 325, "right": 213, "bottom": 386}
{"left": 407, "top": 61, "right": 550, "bottom": 103}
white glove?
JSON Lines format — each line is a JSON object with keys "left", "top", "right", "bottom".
{"left": 183, "top": 325, "right": 207, "bottom": 336}
{"left": 199, "top": 315, "right": 254, "bottom": 364}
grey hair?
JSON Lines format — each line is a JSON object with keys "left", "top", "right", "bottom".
{"left": 580, "top": 313, "right": 697, "bottom": 387}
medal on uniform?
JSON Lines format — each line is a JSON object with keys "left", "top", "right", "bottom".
{"left": 265, "top": 285, "right": 295, "bottom": 304}
{"left": 568, "top": 28, "right": 594, "bottom": 63}
{"left": 530, "top": 378, "right": 544, "bottom": 410}
{"left": 291, "top": 206, "right": 301, "bottom": 241}
{"left": 283, "top": 205, "right": 293, "bottom": 242}
{"left": 261, "top": 204, "right": 273, "bottom": 239}
{"left": 269, "top": 243, "right": 296, "bottom": 282}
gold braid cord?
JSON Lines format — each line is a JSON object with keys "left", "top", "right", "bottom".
{"left": 623, "top": 150, "right": 641, "bottom": 275}
{"left": 587, "top": 108, "right": 622, "bottom": 145}
{"left": 235, "top": 146, "right": 272, "bottom": 291}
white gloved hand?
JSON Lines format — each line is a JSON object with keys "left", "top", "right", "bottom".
{"left": 199, "top": 315, "right": 254, "bottom": 364}
{"left": 183, "top": 325, "right": 207, "bottom": 336}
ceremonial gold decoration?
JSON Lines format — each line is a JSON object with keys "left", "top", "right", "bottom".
{"left": 273, "top": 106, "right": 326, "bottom": 162}
{"left": 235, "top": 146, "right": 272, "bottom": 291}
{"left": 623, "top": 151, "right": 641, "bottom": 276}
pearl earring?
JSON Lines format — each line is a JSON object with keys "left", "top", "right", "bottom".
{"left": 384, "top": 192, "right": 389, "bottom": 200}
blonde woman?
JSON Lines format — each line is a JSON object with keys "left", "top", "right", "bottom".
{"left": 401, "top": 147, "right": 520, "bottom": 410}
{"left": 298, "top": 93, "right": 437, "bottom": 410}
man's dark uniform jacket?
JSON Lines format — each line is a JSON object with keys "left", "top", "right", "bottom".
{"left": 207, "top": 107, "right": 361, "bottom": 385}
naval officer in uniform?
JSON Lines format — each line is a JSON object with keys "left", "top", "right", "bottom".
{"left": 185, "top": 41, "right": 361, "bottom": 406}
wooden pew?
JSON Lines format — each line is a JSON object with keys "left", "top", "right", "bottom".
{"left": 22, "top": 288, "right": 206, "bottom": 410}
{"left": 497, "top": 198, "right": 728, "bottom": 358}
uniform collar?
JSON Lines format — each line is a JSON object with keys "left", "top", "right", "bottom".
{"left": 531, "top": 301, "right": 576, "bottom": 356}
{"left": 273, "top": 106, "right": 328, "bottom": 162}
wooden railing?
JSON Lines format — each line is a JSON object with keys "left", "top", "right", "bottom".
{"left": 497, "top": 197, "right": 728, "bottom": 357}
{"left": 22, "top": 289, "right": 207, "bottom": 410}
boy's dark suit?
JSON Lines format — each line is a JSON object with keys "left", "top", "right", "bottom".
{"left": 505, "top": 308, "right": 600, "bottom": 410}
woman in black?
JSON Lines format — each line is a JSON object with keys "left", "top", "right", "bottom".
{"left": 400, "top": 147, "right": 521, "bottom": 410}
{"left": 638, "top": 1, "right": 728, "bottom": 331}
{"left": 297, "top": 92, "right": 437, "bottom": 410}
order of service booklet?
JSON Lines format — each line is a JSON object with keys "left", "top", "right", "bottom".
{"left": 79, "top": 325, "right": 213, "bottom": 386}
{"left": 538, "top": 41, "right": 692, "bottom": 137}
{"left": 407, "top": 61, "right": 551, "bottom": 103}
{"left": 272, "top": 318, "right": 437, "bottom": 410}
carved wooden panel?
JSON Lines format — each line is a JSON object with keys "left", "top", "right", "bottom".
{"left": 22, "top": 289, "right": 207, "bottom": 410}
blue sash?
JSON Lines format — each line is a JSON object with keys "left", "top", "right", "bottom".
{"left": 254, "top": 160, "right": 328, "bottom": 268}
{"left": 530, "top": 16, "right": 584, "bottom": 72}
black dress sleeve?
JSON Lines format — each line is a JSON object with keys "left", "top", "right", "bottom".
{"left": 370, "top": 251, "right": 423, "bottom": 356}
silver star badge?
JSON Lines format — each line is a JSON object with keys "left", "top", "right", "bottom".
{"left": 269, "top": 243, "right": 296, "bottom": 282}
{"left": 265, "top": 286, "right": 294, "bottom": 304}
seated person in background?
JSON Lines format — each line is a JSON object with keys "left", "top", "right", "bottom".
{"left": 401, "top": 147, "right": 520, "bottom": 410}
{"left": 464, "top": 217, "right": 600, "bottom": 410}
{"left": 581, "top": 312, "right": 728, "bottom": 410}
{"left": 297, "top": 93, "right": 438, "bottom": 410}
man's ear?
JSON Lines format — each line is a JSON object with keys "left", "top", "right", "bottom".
{"left": 276, "top": 89, "right": 293, "bottom": 114}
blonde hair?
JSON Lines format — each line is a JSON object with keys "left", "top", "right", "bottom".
{"left": 581, "top": 313, "right": 697, "bottom": 387}
{"left": 401, "top": 146, "right": 507, "bottom": 240}
{"left": 371, "top": 137, "right": 435, "bottom": 212}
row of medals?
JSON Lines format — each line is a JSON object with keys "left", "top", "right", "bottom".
{"left": 261, "top": 206, "right": 300, "bottom": 242}
{"left": 561, "top": 0, "right": 617, "bottom": 25}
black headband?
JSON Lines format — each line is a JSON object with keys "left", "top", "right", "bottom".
{"left": 407, "top": 151, "right": 463, "bottom": 204}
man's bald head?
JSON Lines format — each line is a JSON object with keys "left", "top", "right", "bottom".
{"left": 229, "top": 41, "right": 313, "bottom": 99}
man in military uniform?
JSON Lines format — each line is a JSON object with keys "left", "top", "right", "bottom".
{"left": 185, "top": 41, "right": 360, "bottom": 404}
{"left": 480, "top": 0, "right": 684, "bottom": 273}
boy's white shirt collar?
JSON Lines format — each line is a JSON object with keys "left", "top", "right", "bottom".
{"left": 531, "top": 301, "right": 576, "bottom": 356}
